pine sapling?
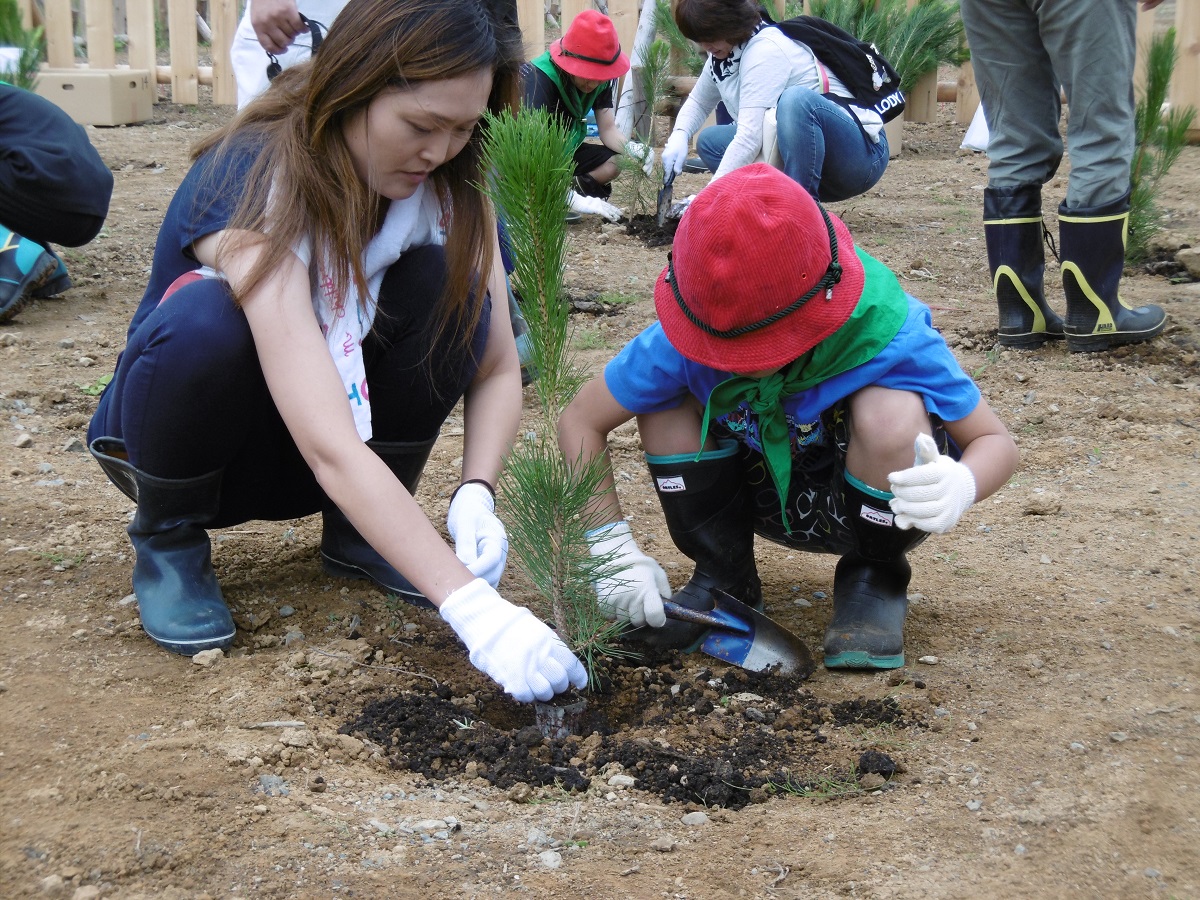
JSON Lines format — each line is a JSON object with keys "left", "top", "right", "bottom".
{"left": 1129, "top": 27, "right": 1196, "bottom": 264}
{"left": 480, "top": 108, "right": 629, "bottom": 683}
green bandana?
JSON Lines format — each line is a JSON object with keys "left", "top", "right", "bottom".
{"left": 698, "top": 249, "right": 908, "bottom": 532}
{"left": 530, "top": 52, "right": 606, "bottom": 151}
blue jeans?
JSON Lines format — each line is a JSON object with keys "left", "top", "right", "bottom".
{"left": 696, "top": 87, "right": 889, "bottom": 202}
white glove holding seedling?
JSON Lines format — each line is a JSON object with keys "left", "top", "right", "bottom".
{"left": 439, "top": 578, "right": 588, "bottom": 702}
{"left": 447, "top": 482, "right": 508, "bottom": 588}
{"left": 888, "top": 433, "right": 977, "bottom": 534}
{"left": 661, "top": 129, "right": 690, "bottom": 177}
{"left": 585, "top": 521, "right": 670, "bottom": 628}
{"left": 624, "top": 140, "right": 656, "bottom": 176}
{"left": 568, "top": 190, "right": 624, "bottom": 223}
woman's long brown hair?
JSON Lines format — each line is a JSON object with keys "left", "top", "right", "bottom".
{"left": 191, "top": 0, "right": 523, "bottom": 356}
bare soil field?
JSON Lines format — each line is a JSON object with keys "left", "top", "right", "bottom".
{"left": 2, "top": 95, "right": 1199, "bottom": 899}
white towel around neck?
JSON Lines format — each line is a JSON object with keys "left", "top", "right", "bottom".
{"left": 303, "top": 184, "right": 445, "bottom": 440}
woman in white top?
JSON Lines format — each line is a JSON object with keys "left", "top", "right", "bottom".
{"left": 660, "top": 0, "right": 889, "bottom": 201}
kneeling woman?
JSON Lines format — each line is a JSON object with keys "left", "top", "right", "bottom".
{"left": 87, "top": 0, "right": 586, "bottom": 702}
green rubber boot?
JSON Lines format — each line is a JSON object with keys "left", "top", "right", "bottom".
{"left": 823, "top": 475, "right": 926, "bottom": 670}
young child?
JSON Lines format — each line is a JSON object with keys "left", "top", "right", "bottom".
{"left": 521, "top": 8, "right": 651, "bottom": 222}
{"left": 558, "top": 164, "right": 1018, "bottom": 669}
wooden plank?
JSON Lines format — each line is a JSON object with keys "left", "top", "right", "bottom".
{"left": 44, "top": 0, "right": 75, "bottom": 69}
{"left": 517, "top": 0, "right": 545, "bottom": 60}
{"left": 1173, "top": 0, "right": 1200, "bottom": 142}
{"left": 956, "top": 60, "right": 979, "bottom": 124}
{"left": 84, "top": 0, "right": 116, "bottom": 69}
{"left": 1134, "top": 3, "right": 1155, "bottom": 97}
{"left": 209, "top": 0, "right": 238, "bottom": 105}
{"left": 167, "top": 0, "right": 199, "bottom": 103}
{"left": 904, "top": 70, "right": 937, "bottom": 123}
{"left": 126, "top": 0, "right": 157, "bottom": 85}
{"left": 559, "top": 0, "right": 587, "bottom": 38}
{"left": 16, "top": 0, "right": 33, "bottom": 29}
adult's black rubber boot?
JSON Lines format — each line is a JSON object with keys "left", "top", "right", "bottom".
{"left": 982, "top": 184, "right": 1064, "bottom": 348}
{"left": 89, "top": 437, "right": 235, "bottom": 655}
{"left": 1060, "top": 192, "right": 1167, "bottom": 352}
{"left": 625, "top": 442, "right": 762, "bottom": 650}
{"left": 824, "top": 477, "right": 926, "bottom": 670}
{"left": 320, "top": 437, "right": 437, "bottom": 608}
{"left": 573, "top": 172, "right": 612, "bottom": 200}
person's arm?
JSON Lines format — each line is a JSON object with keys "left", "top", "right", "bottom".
{"left": 195, "top": 227, "right": 586, "bottom": 700}
{"left": 250, "top": 0, "right": 305, "bottom": 54}
{"left": 557, "top": 373, "right": 638, "bottom": 527}
{"left": 887, "top": 398, "right": 1018, "bottom": 535}
{"left": 942, "top": 399, "right": 1019, "bottom": 503}
{"left": 459, "top": 226, "right": 522, "bottom": 490}
{"left": 712, "top": 37, "right": 790, "bottom": 178}
{"left": 558, "top": 374, "right": 671, "bottom": 628}
{"left": 595, "top": 105, "right": 626, "bottom": 155}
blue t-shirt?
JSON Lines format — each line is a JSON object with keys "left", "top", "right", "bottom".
{"left": 604, "top": 294, "right": 981, "bottom": 457}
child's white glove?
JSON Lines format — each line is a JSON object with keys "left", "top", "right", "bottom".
{"left": 888, "top": 433, "right": 977, "bottom": 534}
{"left": 624, "top": 140, "right": 656, "bottom": 175}
{"left": 585, "top": 521, "right": 669, "bottom": 628}
{"left": 568, "top": 190, "right": 624, "bottom": 222}
{"left": 446, "top": 482, "right": 508, "bottom": 588}
{"left": 661, "top": 129, "right": 690, "bottom": 176}
{"left": 439, "top": 578, "right": 588, "bottom": 703}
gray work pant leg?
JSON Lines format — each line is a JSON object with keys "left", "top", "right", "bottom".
{"left": 960, "top": 0, "right": 1136, "bottom": 209}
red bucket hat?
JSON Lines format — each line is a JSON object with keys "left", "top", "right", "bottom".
{"left": 654, "top": 164, "right": 865, "bottom": 374}
{"left": 550, "top": 10, "right": 630, "bottom": 82}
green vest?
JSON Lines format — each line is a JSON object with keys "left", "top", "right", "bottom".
{"left": 529, "top": 52, "right": 606, "bottom": 151}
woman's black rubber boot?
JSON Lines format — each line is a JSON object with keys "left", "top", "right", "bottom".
{"left": 320, "top": 437, "right": 437, "bottom": 608}
{"left": 626, "top": 442, "right": 762, "bottom": 650}
{"left": 983, "top": 184, "right": 1064, "bottom": 348}
{"left": 89, "top": 437, "right": 235, "bottom": 655}
{"left": 1060, "top": 192, "right": 1166, "bottom": 352}
{"left": 823, "top": 477, "right": 926, "bottom": 670}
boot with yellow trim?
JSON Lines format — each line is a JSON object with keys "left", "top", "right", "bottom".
{"left": 982, "top": 184, "right": 1063, "bottom": 348}
{"left": 1060, "top": 192, "right": 1166, "bottom": 352}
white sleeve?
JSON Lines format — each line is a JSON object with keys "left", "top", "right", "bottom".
{"left": 736, "top": 38, "right": 796, "bottom": 112}
{"left": 671, "top": 66, "right": 721, "bottom": 141}
{"left": 712, "top": 106, "right": 767, "bottom": 179}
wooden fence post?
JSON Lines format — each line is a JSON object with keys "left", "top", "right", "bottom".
{"left": 126, "top": 0, "right": 157, "bottom": 83}
{"left": 44, "top": 0, "right": 75, "bottom": 69}
{"left": 209, "top": 0, "right": 238, "bottom": 105}
{"left": 517, "top": 0, "right": 546, "bottom": 60}
{"left": 955, "top": 60, "right": 979, "bottom": 124}
{"left": 1173, "top": 0, "right": 1200, "bottom": 143}
{"left": 83, "top": 0, "right": 116, "bottom": 69}
{"left": 167, "top": 0, "right": 198, "bottom": 103}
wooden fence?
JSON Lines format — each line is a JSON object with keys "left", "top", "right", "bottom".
{"left": 16, "top": 0, "right": 1200, "bottom": 141}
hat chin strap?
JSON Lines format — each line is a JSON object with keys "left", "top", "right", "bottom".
{"left": 668, "top": 202, "right": 843, "bottom": 339}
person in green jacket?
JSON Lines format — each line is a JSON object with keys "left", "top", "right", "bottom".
{"left": 521, "top": 9, "right": 652, "bottom": 222}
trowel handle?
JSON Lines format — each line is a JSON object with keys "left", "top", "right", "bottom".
{"left": 662, "top": 601, "right": 751, "bottom": 634}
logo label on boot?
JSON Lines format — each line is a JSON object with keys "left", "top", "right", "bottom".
{"left": 656, "top": 475, "right": 686, "bottom": 493}
{"left": 860, "top": 504, "right": 894, "bottom": 527}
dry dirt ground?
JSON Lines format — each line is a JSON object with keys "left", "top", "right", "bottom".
{"left": 2, "top": 96, "right": 1200, "bottom": 900}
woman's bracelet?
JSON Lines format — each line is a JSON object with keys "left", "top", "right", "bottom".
{"left": 451, "top": 478, "right": 496, "bottom": 503}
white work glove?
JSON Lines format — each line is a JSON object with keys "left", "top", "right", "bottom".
{"left": 887, "top": 433, "right": 977, "bottom": 534}
{"left": 568, "top": 190, "right": 624, "bottom": 223}
{"left": 585, "top": 521, "right": 670, "bottom": 628}
{"left": 439, "top": 578, "right": 588, "bottom": 702}
{"left": 661, "top": 129, "right": 690, "bottom": 177}
{"left": 624, "top": 140, "right": 656, "bottom": 176}
{"left": 447, "top": 482, "right": 508, "bottom": 588}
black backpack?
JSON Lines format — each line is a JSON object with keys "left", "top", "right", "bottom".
{"left": 763, "top": 10, "right": 906, "bottom": 123}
